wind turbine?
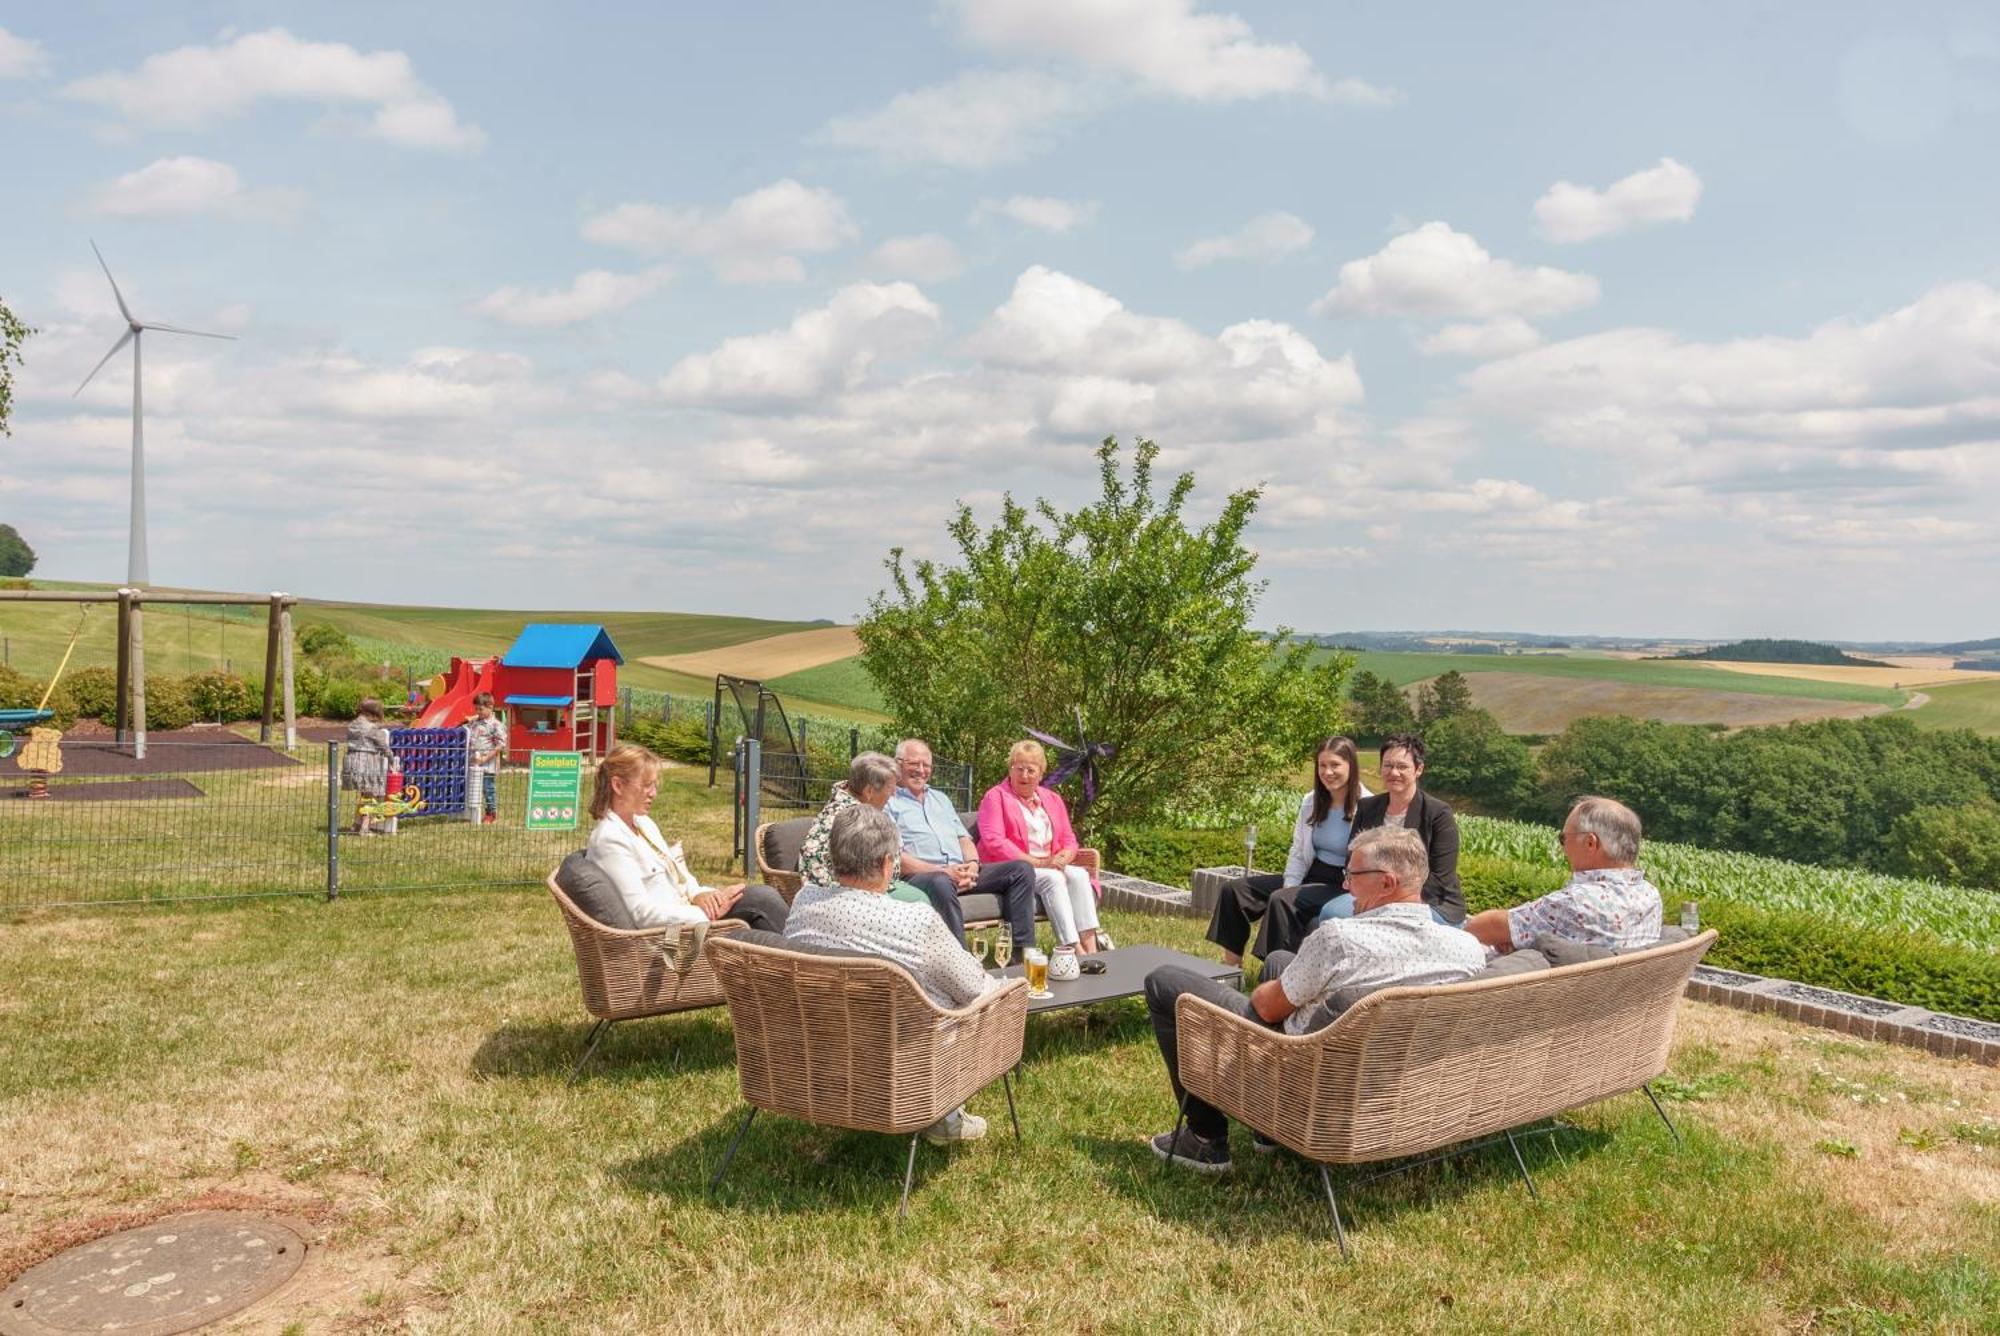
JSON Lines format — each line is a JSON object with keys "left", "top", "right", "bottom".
{"left": 72, "top": 240, "right": 234, "bottom": 587}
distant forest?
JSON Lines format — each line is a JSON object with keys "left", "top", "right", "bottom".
{"left": 1669, "top": 639, "right": 1890, "bottom": 667}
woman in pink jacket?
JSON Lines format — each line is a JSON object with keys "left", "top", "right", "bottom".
{"left": 978, "top": 739, "right": 1104, "bottom": 955}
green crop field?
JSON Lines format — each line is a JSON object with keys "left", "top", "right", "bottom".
{"left": 1907, "top": 680, "right": 2000, "bottom": 736}
{"left": 768, "top": 655, "right": 887, "bottom": 716}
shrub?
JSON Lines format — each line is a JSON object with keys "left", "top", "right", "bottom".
{"left": 297, "top": 622, "right": 352, "bottom": 659}
{"left": 316, "top": 679, "right": 364, "bottom": 721}
{"left": 64, "top": 665, "right": 119, "bottom": 723}
{"left": 1103, "top": 825, "right": 1253, "bottom": 887}
{"left": 139, "top": 675, "right": 194, "bottom": 731}
{"left": 1425, "top": 708, "right": 1535, "bottom": 810}
{"left": 624, "top": 716, "right": 710, "bottom": 766}
{"left": 1887, "top": 801, "right": 2000, "bottom": 892}
{"left": 0, "top": 664, "right": 77, "bottom": 729}
{"left": 186, "top": 670, "right": 258, "bottom": 722}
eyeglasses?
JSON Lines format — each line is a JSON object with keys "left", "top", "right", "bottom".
{"left": 1342, "top": 867, "right": 1388, "bottom": 883}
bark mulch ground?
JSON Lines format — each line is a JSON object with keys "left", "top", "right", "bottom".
{"left": 3, "top": 777, "right": 206, "bottom": 802}
{"left": 1, "top": 722, "right": 301, "bottom": 778}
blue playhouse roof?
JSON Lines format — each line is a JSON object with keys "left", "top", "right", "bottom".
{"left": 504, "top": 694, "right": 574, "bottom": 708}
{"left": 501, "top": 623, "right": 624, "bottom": 669}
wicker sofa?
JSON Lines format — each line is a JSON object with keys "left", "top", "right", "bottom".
{"left": 753, "top": 810, "right": 1100, "bottom": 923}
{"left": 1174, "top": 928, "right": 1716, "bottom": 1254}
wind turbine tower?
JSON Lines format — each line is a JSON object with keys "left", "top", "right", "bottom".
{"left": 73, "top": 241, "right": 235, "bottom": 586}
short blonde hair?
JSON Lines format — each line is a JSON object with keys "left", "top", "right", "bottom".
{"left": 590, "top": 743, "right": 661, "bottom": 820}
{"left": 1008, "top": 739, "right": 1047, "bottom": 771}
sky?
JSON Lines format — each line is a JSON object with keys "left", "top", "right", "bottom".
{"left": 1, "top": 1, "right": 1997, "bottom": 641}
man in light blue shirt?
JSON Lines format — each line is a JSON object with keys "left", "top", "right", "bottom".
{"left": 886, "top": 738, "right": 1037, "bottom": 950}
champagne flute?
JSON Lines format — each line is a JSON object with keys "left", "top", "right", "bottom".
{"left": 969, "top": 932, "right": 989, "bottom": 967}
{"left": 992, "top": 934, "right": 1013, "bottom": 971}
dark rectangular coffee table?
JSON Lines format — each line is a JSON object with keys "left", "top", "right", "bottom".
{"left": 988, "top": 944, "right": 1241, "bottom": 1014}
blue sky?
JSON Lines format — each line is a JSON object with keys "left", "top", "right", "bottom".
{"left": 2, "top": 1, "right": 1997, "bottom": 639}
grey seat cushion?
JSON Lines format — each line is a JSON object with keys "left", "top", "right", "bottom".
{"left": 1471, "top": 949, "right": 1551, "bottom": 980}
{"left": 556, "top": 849, "right": 636, "bottom": 930}
{"left": 760, "top": 816, "right": 815, "bottom": 873}
{"left": 1539, "top": 925, "right": 1692, "bottom": 968}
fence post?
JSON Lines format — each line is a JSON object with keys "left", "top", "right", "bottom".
{"left": 730, "top": 737, "right": 743, "bottom": 862}
{"left": 849, "top": 727, "right": 859, "bottom": 761}
{"left": 961, "top": 762, "right": 974, "bottom": 809}
{"left": 707, "top": 703, "right": 720, "bottom": 787}
{"left": 325, "top": 740, "right": 341, "bottom": 900}
{"left": 797, "top": 719, "right": 808, "bottom": 755}
{"left": 744, "top": 738, "right": 762, "bottom": 873}
{"left": 621, "top": 686, "right": 633, "bottom": 718}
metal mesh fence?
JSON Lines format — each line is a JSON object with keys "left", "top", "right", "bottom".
{"left": 728, "top": 741, "right": 976, "bottom": 868}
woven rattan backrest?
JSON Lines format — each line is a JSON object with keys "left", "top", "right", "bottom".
{"left": 544, "top": 871, "right": 733, "bottom": 1021}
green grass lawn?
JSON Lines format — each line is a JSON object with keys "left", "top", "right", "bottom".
{"left": 1327, "top": 649, "right": 1906, "bottom": 707}
{"left": 1908, "top": 680, "right": 2000, "bottom": 736}
{"left": 1, "top": 890, "right": 1994, "bottom": 1330}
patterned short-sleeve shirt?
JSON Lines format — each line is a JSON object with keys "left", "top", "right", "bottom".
{"left": 1276, "top": 902, "right": 1487, "bottom": 1035}
{"left": 465, "top": 716, "right": 507, "bottom": 772}
{"left": 786, "top": 882, "right": 994, "bottom": 1009}
{"left": 1506, "top": 867, "right": 1663, "bottom": 951}
{"left": 797, "top": 784, "right": 857, "bottom": 888}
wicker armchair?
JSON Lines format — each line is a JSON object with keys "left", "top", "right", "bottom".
{"left": 754, "top": 815, "right": 1101, "bottom": 924}
{"left": 545, "top": 870, "right": 745, "bottom": 1081}
{"left": 1174, "top": 930, "right": 1715, "bottom": 1255}
{"left": 705, "top": 931, "right": 1030, "bottom": 1218}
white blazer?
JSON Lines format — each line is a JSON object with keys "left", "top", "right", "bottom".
{"left": 1281, "top": 784, "right": 1373, "bottom": 885}
{"left": 586, "top": 813, "right": 709, "bottom": 928}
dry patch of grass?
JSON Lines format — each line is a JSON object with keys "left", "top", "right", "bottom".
{"left": 641, "top": 626, "right": 860, "bottom": 682}
{"left": 1457, "top": 671, "right": 1885, "bottom": 734}
{"left": 1690, "top": 660, "right": 2000, "bottom": 689}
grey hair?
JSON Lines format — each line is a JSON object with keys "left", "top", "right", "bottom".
{"left": 893, "top": 738, "right": 931, "bottom": 761}
{"left": 829, "top": 804, "right": 901, "bottom": 881}
{"left": 848, "top": 750, "right": 899, "bottom": 796}
{"left": 1349, "top": 827, "right": 1427, "bottom": 894}
{"left": 1568, "top": 795, "right": 1642, "bottom": 864}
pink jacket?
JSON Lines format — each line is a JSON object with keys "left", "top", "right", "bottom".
{"left": 976, "top": 782, "right": 1098, "bottom": 891}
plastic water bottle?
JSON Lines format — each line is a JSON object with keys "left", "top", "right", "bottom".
{"left": 1680, "top": 900, "right": 1700, "bottom": 932}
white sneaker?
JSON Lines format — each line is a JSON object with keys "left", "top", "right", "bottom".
{"left": 922, "top": 1109, "right": 988, "bottom": 1145}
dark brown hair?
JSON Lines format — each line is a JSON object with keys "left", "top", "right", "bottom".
{"left": 1308, "top": 735, "right": 1362, "bottom": 825}
{"left": 1380, "top": 732, "right": 1427, "bottom": 769}
{"left": 356, "top": 697, "right": 385, "bottom": 723}
{"left": 473, "top": 691, "right": 495, "bottom": 710}
{"left": 589, "top": 743, "right": 661, "bottom": 820}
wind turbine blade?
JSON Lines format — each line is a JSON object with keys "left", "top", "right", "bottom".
{"left": 90, "top": 239, "right": 136, "bottom": 325}
{"left": 143, "top": 323, "right": 236, "bottom": 341}
{"left": 73, "top": 330, "right": 135, "bottom": 397}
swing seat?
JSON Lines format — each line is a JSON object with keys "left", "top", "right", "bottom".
{"left": 0, "top": 708, "right": 54, "bottom": 730}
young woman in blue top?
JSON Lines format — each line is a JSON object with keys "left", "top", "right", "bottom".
{"left": 1205, "top": 736, "right": 1366, "bottom": 965}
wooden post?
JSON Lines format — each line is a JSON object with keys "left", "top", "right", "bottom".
{"left": 114, "top": 588, "right": 133, "bottom": 743}
{"left": 260, "top": 594, "right": 282, "bottom": 743}
{"left": 130, "top": 599, "right": 147, "bottom": 759}
{"left": 279, "top": 597, "right": 297, "bottom": 750}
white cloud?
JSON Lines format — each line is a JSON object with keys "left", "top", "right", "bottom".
{"left": 817, "top": 68, "right": 1087, "bottom": 169}
{"left": 84, "top": 156, "right": 305, "bottom": 223}
{"left": 864, "top": 234, "right": 966, "bottom": 283}
{"left": 1314, "top": 222, "right": 1600, "bottom": 319}
{"left": 1175, "top": 211, "right": 1313, "bottom": 268}
{"left": 471, "top": 266, "right": 673, "bottom": 328}
{"left": 974, "top": 195, "right": 1099, "bottom": 233}
{"left": 581, "top": 178, "right": 857, "bottom": 285}
{"left": 1533, "top": 157, "right": 1702, "bottom": 243}
{"left": 62, "top": 28, "right": 484, "bottom": 150}
{"left": 1418, "top": 317, "right": 1543, "bottom": 359}
{"left": 659, "top": 282, "right": 943, "bottom": 408}
{"left": 951, "top": 0, "right": 1395, "bottom": 104}
{"left": 0, "top": 25, "right": 51, "bottom": 78}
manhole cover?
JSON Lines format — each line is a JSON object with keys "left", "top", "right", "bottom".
{"left": 1, "top": 1211, "right": 307, "bottom": 1336}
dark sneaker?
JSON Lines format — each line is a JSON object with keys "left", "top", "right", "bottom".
{"left": 1150, "top": 1126, "right": 1230, "bottom": 1174}
{"left": 1251, "top": 1132, "right": 1281, "bottom": 1155}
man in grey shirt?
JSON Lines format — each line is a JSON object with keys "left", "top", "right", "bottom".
{"left": 786, "top": 803, "right": 996, "bottom": 1144}
{"left": 1145, "top": 827, "right": 1486, "bottom": 1173}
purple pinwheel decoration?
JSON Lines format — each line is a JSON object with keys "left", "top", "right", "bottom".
{"left": 1025, "top": 707, "right": 1116, "bottom": 816}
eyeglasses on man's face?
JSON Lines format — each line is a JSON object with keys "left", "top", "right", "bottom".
{"left": 1343, "top": 866, "right": 1388, "bottom": 884}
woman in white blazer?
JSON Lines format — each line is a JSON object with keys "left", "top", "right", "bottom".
{"left": 585, "top": 744, "right": 788, "bottom": 932}
{"left": 1203, "top": 736, "right": 1367, "bottom": 965}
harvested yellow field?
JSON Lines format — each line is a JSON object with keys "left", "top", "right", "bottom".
{"left": 1458, "top": 672, "right": 1887, "bottom": 734}
{"left": 641, "top": 625, "right": 860, "bottom": 681}
{"left": 1689, "top": 659, "right": 2000, "bottom": 689}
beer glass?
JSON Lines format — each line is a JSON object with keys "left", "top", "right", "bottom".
{"left": 1024, "top": 948, "right": 1050, "bottom": 998}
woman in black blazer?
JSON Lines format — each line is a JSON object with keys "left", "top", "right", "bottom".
{"left": 1255, "top": 732, "right": 1465, "bottom": 957}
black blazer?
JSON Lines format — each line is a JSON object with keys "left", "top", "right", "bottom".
{"left": 1351, "top": 790, "right": 1464, "bottom": 923}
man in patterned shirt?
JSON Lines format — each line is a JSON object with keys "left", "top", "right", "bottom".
{"left": 786, "top": 803, "right": 997, "bottom": 1145}
{"left": 1465, "top": 795, "right": 1662, "bottom": 954}
{"left": 1146, "top": 827, "right": 1487, "bottom": 1173}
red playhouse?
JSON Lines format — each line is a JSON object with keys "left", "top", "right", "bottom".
{"left": 414, "top": 623, "right": 622, "bottom": 763}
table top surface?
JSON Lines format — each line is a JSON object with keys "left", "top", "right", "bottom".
{"left": 987, "top": 943, "right": 1242, "bottom": 1014}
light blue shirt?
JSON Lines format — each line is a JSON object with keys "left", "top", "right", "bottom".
{"left": 1310, "top": 810, "right": 1355, "bottom": 867}
{"left": 886, "top": 785, "right": 970, "bottom": 865}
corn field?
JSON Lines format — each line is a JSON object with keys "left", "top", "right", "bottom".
{"left": 1461, "top": 815, "right": 2000, "bottom": 954}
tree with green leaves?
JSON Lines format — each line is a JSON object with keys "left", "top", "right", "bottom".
{"left": 1347, "top": 668, "right": 1415, "bottom": 742}
{"left": 0, "top": 297, "right": 31, "bottom": 438}
{"left": 0, "top": 523, "right": 33, "bottom": 578}
{"left": 1415, "top": 668, "right": 1476, "bottom": 726}
{"left": 856, "top": 437, "right": 1352, "bottom": 839}
{"left": 1423, "top": 707, "right": 1535, "bottom": 808}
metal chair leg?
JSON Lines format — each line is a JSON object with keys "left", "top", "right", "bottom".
{"left": 1317, "top": 1163, "right": 1350, "bottom": 1260}
{"left": 1162, "top": 1095, "right": 1189, "bottom": 1178}
{"left": 570, "top": 1018, "right": 613, "bottom": 1084}
{"left": 708, "top": 1106, "right": 757, "bottom": 1193}
{"left": 1002, "top": 1070, "right": 1022, "bottom": 1146}
{"left": 1642, "top": 1083, "right": 1683, "bottom": 1147}
{"left": 898, "top": 1133, "right": 922, "bottom": 1221}
{"left": 1505, "top": 1130, "right": 1540, "bottom": 1202}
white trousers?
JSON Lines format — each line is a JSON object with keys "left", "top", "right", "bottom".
{"left": 1034, "top": 865, "right": 1098, "bottom": 946}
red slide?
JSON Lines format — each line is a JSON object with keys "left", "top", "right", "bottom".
{"left": 416, "top": 657, "right": 499, "bottom": 729}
